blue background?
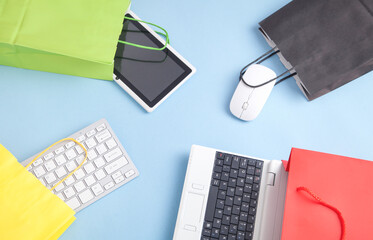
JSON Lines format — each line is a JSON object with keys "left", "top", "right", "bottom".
{"left": 1, "top": 0, "right": 372, "bottom": 239}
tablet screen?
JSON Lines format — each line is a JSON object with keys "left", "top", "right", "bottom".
{"left": 114, "top": 13, "right": 193, "bottom": 107}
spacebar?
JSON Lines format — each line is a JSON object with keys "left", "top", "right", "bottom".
{"left": 205, "top": 186, "right": 218, "bottom": 222}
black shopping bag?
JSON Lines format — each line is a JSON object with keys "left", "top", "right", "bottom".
{"left": 259, "top": 0, "right": 373, "bottom": 100}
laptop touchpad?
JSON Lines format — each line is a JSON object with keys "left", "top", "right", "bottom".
{"left": 183, "top": 192, "right": 205, "bottom": 228}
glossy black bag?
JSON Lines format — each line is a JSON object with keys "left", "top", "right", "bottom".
{"left": 259, "top": 0, "right": 373, "bottom": 100}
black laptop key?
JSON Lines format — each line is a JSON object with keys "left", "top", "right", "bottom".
{"left": 201, "top": 237, "right": 209, "bottom": 240}
{"left": 239, "top": 212, "right": 248, "bottom": 221}
{"left": 213, "top": 172, "right": 221, "bottom": 179}
{"left": 224, "top": 206, "right": 232, "bottom": 215}
{"left": 228, "top": 178, "right": 237, "bottom": 187}
{"left": 237, "top": 231, "right": 245, "bottom": 240}
{"left": 233, "top": 196, "right": 242, "bottom": 206}
{"left": 245, "top": 232, "right": 253, "bottom": 240}
{"left": 247, "top": 215, "right": 255, "bottom": 223}
{"left": 249, "top": 207, "right": 256, "bottom": 216}
{"left": 214, "top": 165, "right": 223, "bottom": 173}
{"left": 228, "top": 234, "right": 236, "bottom": 240}
{"left": 225, "top": 196, "right": 233, "bottom": 206}
{"left": 227, "top": 187, "right": 235, "bottom": 197}
{"left": 232, "top": 205, "right": 240, "bottom": 215}
{"left": 221, "top": 225, "right": 229, "bottom": 235}
{"left": 241, "top": 203, "right": 249, "bottom": 212}
{"left": 251, "top": 191, "right": 258, "bottom": 200}
{"left": 253, "top": 176, "right": 260, "bottom": 184}
{"left": 246, "top": 223, "right": 254, "bottom": 232}
{"left": 238, "top": 169, "right": 246, "bottom": 178}
{"left": 235, "top": 187, "right": 243, "bottom": 196}
{"left": 248, "top": 159, "right": 256, "bottom": 166}
{"left": 256, "top": 160, "right": 263, "bottom": 169}
{"left": 217, "top": 152, "right": 224, "bottom": 159}
{"left": 222, "top": 215, "right": 231, "bottom": 225}
{"left": 250, "top": 199, "right": 257, "bottom": 207}
{"left": 203, "top": 228, "right": 211, "bottom": 236}
{"left": 219, "top": 181, "right": 228, "bottom": 190}
{"left": 237, "top": 178, "right": 245, "bottom": 187}
{"left": 212, "top": 179, "right": 220, "bottom": 187}
{"left": 238, "top": 222, "right": 247, "bottom": 231}
{"left": 212, "top": 228, "right": 220, "bottom": 238}
{"left": 215, "top": 209, "right": 223, "bottom": 219}
{"left": 244, "top": 184, "right": 252, "bottom": 193}
{"left": 231, "top": 215, "right": 239, "bottom": 225}
{"left": 223, "top": 165, "right": 231, "bottom": 172}
{"left": 242, "top": 193, "right": 251, "bottom": 203}
{"left": 217, "top": 199, "right": 225, "bottom": 209}
{"left": 247, "top": 166, "right": 255, "bottom": 175}
{"left": 205, "top": 186, "right": 219, "bottom": 221}
{"left": 218, "top": 190, "right": 227, "bottom": 199}
{"left": 204, "top": 221, "right": 213, "bottom": 229}
{"left": 230, "top": 169, "right": 238, "bottom": 178}
{"left": 220, "top": 235, "right": 228, "bottom": 240}
{"left": 240, "top": 158, "right": 248, "bottom": 169}
{"left": 245, "top": 176, "right": 253, "bottom": 184}
{"left": 232, "top": 156, "right": 240, "bottom": 169}
{"left": 221, "top": 172, "right": 229, "bottom": 181}
{"left": 229, "top": 225, "right": 238, "bottom": 234}
{"left": 254, "top": 168, "right": 261, "bottom": 176}
{"left": 224, "top": 155, "right": 232, "bottom": 165}
{"left": 253, "top": 184, "right": 260, "bottom": 192}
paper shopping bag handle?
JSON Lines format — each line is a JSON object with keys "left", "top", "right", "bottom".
{"left": 25, "top": 138, "right": 87, "bottom": 191}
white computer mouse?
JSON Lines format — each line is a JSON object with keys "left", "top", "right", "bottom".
{"left": 230, "top": 64, "right": 276, "bottom": 121}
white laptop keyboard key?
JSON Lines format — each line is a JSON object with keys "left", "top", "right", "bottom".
{"left": 85, "top": 138, "right": 97, "bottom": 149}
{"left": 86, "top": 129, "right": 96, "bottom": 138}
{"left": 104, "top": 181, "right": 114, "bottom": 190}
{"left": 74, "top": 169, "right": 85, "bottom": 180}
{"left": 75, "top": 145, "right": 84, "bottom": 154}
{"left": 104, "top": 148, "right": 122, "bottom": 162}
{"left": 74, "top": 181, "right": 86, "bottom": 193}
{"left": 45, "top": 161, "right": 56, "bottom": 171}
{"left": 96, "top": 144, "right": 107, "bottom": 155}
{"left": 64, "top": 187, "right": 76, "bottom": 199}
{"left": 95, "top": 129, "right": 111, "bottom": 143}
{"left": 84, "top": 175, "right": 96, "bottom": 186}
{"left": 39, "top": 178, "right": 46, "bottom": 186}
{"left": 27, "top": 165, "right": 32, "bottom": 171}
{"left": 96, "top": 124, "right": 106, "bottom": 132}
{"left": 112, "top": 171, "right": 122, "bottom": 180}
{"left": 56, "top": 192, "right": 65, "bottom": 201}
{"left": 65, "top": 149, "right": 77, "bottom": 160}
{"left": 44, "top": 152, "right": 54, "bottom": 161}
{"left": 55, "top": 146, "right": 65, "bottom": 155}
{"left": 33, "top": 158, "right": 43, "bottom": 167}
{"left": 55, "top": 166, "right": 67, "bottom": 178}
{"left": 94, "top": 169, "right": 106, "bottom": 180}
{"left": 94, "top": 157, "right": 105, "bottom": 168}
{"left": 66, "top": 161, "right": 77, "bottom": 172}
{"left": 125, "top": 169, "right": 135, "bottom": 178}
{"left": 65, "top": 141, "right": 75, "bottom": 149}
{"left": 55, "top": 155, "right": 67, "bottom": 166}
{"left": 91, "top": 183, "right": 104, "bottom": 196}
{"left": 87, "top": 150, "right": 97, "bottom": 160}
{"left": 76, "top": 135, "right": 86, "bottom": 142}
{"left": 34, "top": 166, "right": 46, "bottom": 178}
{"left": 79, "top": 189, "right": 94, "bottom": 204}
{"left": 114, "top": 175, "right": 125, "bottom": 184}
{"left": 75, "top": 155, "right": 85, "bottom": 165}
{"left": 54, "top": 182, "right": 65, "bottom": 192}
{"left": 105, "top": 138, "right": 117, "bottom": 150}
{"left": 105, "top": 157, "right": 128, "bottom": 175}
{"left": 84, "top": 162, "right": 95, "bottom": 174}
{"left": 64, "top": 175, "right": 75, "bottom": 186}
{"left": 45, "top": 172, "right": 57, "bottom": 184}
{"left": 66, "top": 197, "right": 80, "bottom": 210}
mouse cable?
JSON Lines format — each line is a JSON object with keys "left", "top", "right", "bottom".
{"left": 239, "top": 47, "right": 297, "bottom": 88}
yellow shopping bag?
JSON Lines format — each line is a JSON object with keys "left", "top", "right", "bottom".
{"left": 0, "top": 139, "right": 87, "bottom": 240}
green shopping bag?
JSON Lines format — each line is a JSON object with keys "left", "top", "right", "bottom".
{"left": 0, "top": 0, "right": 131, "bottom": 80}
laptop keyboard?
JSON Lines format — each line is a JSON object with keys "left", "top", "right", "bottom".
{"left": 201, "top": 152, "right": 263, "bottom": 240}
{"left": 22, "top": 119, "right": 139, "bottom": 212}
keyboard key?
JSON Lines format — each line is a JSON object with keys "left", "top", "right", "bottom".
{"left": 44, "top": 152, "right": 54, "bottom": 161}
{"left": 75, "top": 135, "right": 86, "bottom": 142}
{"left": 229, "top": 225, "right": 237, "bottom": 235}
{"left": 238, "top": 222, "right": 247, "bottom": 231}
{"left": 125, "top": 169, "right": 135, "bottom": 178}
{"left": 74, "top": 169, "right": 85, "bottom": 180}
{"left": 55, "top": 146, "right": 65, "bottom": 155}
{"left": 84, "top": 162, "right": 95, "bottom": 174}
{"left": 33, "top": 158, "right": 43, "bottom": 167}
{"left": 86, "top": 129, "right": 96, "bottom": 138}
{"left": 96, "top": 123, "right": 106, "bottom": 132}
{"left": 105, "top": 157, "right": 128, "bottom": 175}
{"left": 105, "top": 138, "right": 117, "bottom": 149}
{"left": 66, "top": 161, "right": 77, "bottom": 172}
{"left": 94, "top": 157, "right": 105, "bottom": 168}
{"left": 64, "top": 175, "right": 75, "bottom": 186}
{"left": 34, "top": 166, "right": 46, "bottom": 178}
{"left": 215, "top": 209, "right": 223, "bottom": 219}
{"left": 85, "top": 138, "right": 97, "bottom": 148}
{"left": 202, "top": 229, "right": 211, "bottom": 237}
{"left": 55, "top": 166, "right": 67, "bottom": 178}
{"left": 240, "top": 158, "right": 248, "bottom": 169}
{"left": 55, "top": 155, "right": 67, "bottom": 166}
{"left": 65, "top": 141, "right": 75, "bottom": 149}
{"left": 54, "top": 182, "right": 65, "bottom": 192}
{"left": 45, "top": 172, "right": 57, "bottom": 184}
{"left": 45, "top": 161, "right": 56, "bottom": 171}
{"left": 223, "top": 155, "right": 231, "bottom": 165}
{"left": 87, "top": 150, "right": 97, "bottom": 160}
{"left": 91, "top": 183, "right": 104, "bottom": 196}
{"left": 251, "top": 191, "right": 258, "bottom": 200}
{"left": 74, "top": 181, "right": 86, "bottom": 193}
{"left": 96, "top": 144, "right": 107, "bottom": 155}
{"left": 56, "top": 192, "right": 65, "bottom": 201}
{"left": 249, "top": 207, "right": 256, "bottom": 216}
{"left": 79, "top": 189, "right": 94, "bottom": 204}
{"left": 248, "top": 159, "right": 256, "bottom": 166}
{"left": 75, "top": 155, "right": 85, "bottom": 165}
{"left": 256, "top": 161, "right": 263, "bottom": 169}
{"left": 95, "top": 129, "right": 111, "bottom": 143}
{"left": 84, "top": 175, "right": 96, "bottom": 186}
{"left": 245, "top": 232, "right": 253, "bottom": 240}
{"left": 255, "top": 168, "right": 261, "bottom": 176}
{"left": 112, "top": 171, "right": 122, "bottom": 179}
{"left": 232, "top": 156, "right": 240, "bottom": 169}
{"left": 104, "top": 181, "right": 114, "bottom": 190}
{"left": 65, "top": 149, "right": 77, "bottom": 160}
{"left": 75, "top": 145, "right": 84, "bottom": 154}
{"left": 66, "top": 197, "right": 80, "bottom": 210}
{"left": 211, "top": 228, "right": 220, "bottom": 238}
{"left": 64, "top": 187, "right": 76, "bottom": 199}
{"left": 94, "top": 169, "right": 106, "bottom": 180}
{"left": 237, "top": 231, "right": 245, "bottom": 240}
{"left": 104, "top": 148, "right": 122, "bottom": 162}
{"left": 114, "top": 175, "right": 125, "bottom": 184}
{"left": 221, "top": 225, "right": 229, "bottom": 235}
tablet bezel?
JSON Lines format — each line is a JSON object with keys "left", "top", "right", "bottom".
{"left": 113, "top": 11, "right": 196, "bottom": 112}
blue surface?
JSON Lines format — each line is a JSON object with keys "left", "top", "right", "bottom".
{"left": 1, "top": 0, "right": 373, "bottom": 239}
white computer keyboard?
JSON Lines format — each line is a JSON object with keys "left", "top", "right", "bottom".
{"left": 21, "top": 119, "right": 139, "bottom": 212}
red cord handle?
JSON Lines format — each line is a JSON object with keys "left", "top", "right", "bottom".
{"left": 297, "top": 186, "right": 346, "bottom": 240}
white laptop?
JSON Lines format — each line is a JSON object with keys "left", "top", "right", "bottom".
{"left": 173, "top": 145, "right": 287, "bottom": 240}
